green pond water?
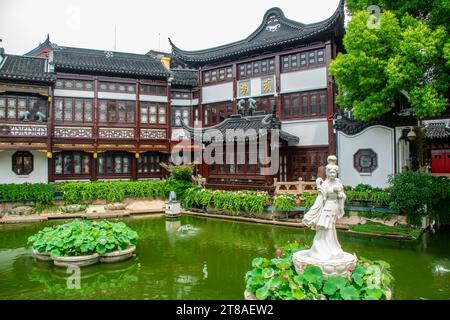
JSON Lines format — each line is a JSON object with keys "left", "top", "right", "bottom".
{"left": 0, "top": 215, "right": 449, "bottom": 300}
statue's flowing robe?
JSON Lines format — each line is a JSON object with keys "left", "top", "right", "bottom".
{"left": 302, "top": 179, "right": 346, "bottom": 260}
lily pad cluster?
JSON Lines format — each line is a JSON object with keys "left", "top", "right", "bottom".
{"left": 245, "top": 242, "right": 393, "bottom": 300}
{"left": 27, "top": 219, "right": 138, "bottom": 257}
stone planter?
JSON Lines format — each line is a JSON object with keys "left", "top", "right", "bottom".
{"left": 53, "top": 253, "right": 100, "bottom": 268}
{"left": 99, "top": 246, "right": 136, "bottom": 264}
{"left": 32, "top": 249, "right": 52, "bottom": 262}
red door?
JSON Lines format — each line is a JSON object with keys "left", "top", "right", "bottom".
{"left": 431, "top": 150, "right": 446, "bottom": 173}
{"left": 446, "top": 150, "right": 450, "bottom": 173}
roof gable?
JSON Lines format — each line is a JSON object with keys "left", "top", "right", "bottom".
{"left": 169, "top": 1, "right": 344, "bottom": 66}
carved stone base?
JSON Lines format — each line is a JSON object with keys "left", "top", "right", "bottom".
{"left": 292, "top": 250, "right": 358, "bottom": 278}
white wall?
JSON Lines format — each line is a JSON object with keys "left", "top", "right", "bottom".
{"left": 280, "top": 67, "right": 327, "bottom": 94}
{"left": 281, "top": 118, "right": 329, "bottom": 146}
{"left": 0, "top": 150, "right": 48, "bottom": 184}
{"left": 54, "top": 89, "right": 95, "bottom": 98}
{"left": 202, "top": 82, "right": 233, "bottom": 104}
{"left": 337, "top": 126, "right": 394, "bottom": 188}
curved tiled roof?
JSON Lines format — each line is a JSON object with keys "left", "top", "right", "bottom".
{"left": 51, "top": 46, "right": 171, "bottom": 78}
{"left": 181, "top": 113, "right": 299, "bottom": 143}
{"left": 171, "top": 68, "right": 198, "bottom": 87}
{"left": 334, "top": 114, "right": 418, "bottom": 135}
{"left": 0, "top": 54, "right": 55, "bottom": 82}
{"left": 170, "top": 1, "right": 344, "bottom": 66}
{"left": 424, "top": 122, "right": 450, "bottom": 139}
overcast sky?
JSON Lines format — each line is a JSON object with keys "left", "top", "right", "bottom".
{"left": 0, "top": 0, "right": 344, "bottom": 55}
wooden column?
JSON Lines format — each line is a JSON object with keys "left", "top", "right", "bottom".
{"left": 133, "top": 80, "right": 140, "bottom": 181}
{"left": 167, "top": 79, "right": 172, "bottom": 146}
{"left": 92, "top": 77, "right": 99, "bottom": 181}
{"left": 232, "top": 63, "right": 237, "bottom": 114}
{"left": 197, "top": 69, "right": 207, "bottom": 178}
{"left": 47, "top": 85, "right": 54, "bottom": 182}
{"left": 275, "top": 55, "right": 282, "bottom": 116}
{"left": 325, "top": 40, "right": 336, "bottom": 156}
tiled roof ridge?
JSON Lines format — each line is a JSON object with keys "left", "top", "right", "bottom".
{"left": 54, "top": 46, "right": 161, "bottom": 61}
{"left": 169, "top": 0, "right": 344, "bottom": 63}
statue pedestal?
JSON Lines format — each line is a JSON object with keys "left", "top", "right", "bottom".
{"left": 292, "top": 250, "right": 357, "bottom": 278}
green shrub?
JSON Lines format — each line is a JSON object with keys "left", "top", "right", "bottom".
{"left": 169, "top": 165, "right": 193, "bottom": 182}
{"left": 58, "top": 180, "right": 168, "bottom": 204}
{"left": 0, "top": 183, "right": 55, "bottom": 211}
{"left": 274, "top": 193, "right": 296, "bottom": 211}
{"left": 28, "top": 219, "right": 138, "bottom": 257}
{"left": 245, "top": 242, "right": 393, "bottom": 300}
{"left": 388, "top": 172, "right": 450, "bottom": 226}
{"left": 302, "top": 192, "right": 317, "bottom": 209}
{"left": 181, "top": 188, "right": 270, "bottom": 215}
{"left": 353, "top": 184, "right": 373, "bottom": 192}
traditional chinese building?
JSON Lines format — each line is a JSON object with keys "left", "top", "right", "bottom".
{"left": 7, "top": 1, "right": 443, "bottom": 189}
{"left": 170, "top": 2, "right": 345, "bottom": 187}
{"left": 0, "top": 2, "right": 347, "bottom": 186}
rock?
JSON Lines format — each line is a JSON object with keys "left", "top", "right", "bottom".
{"left": 104, "top": 203, "right": 127, "bottom": 211}
{"left": 10, "top": 206, "right": 35, "bottom": 216}
{"left": 60, "top": 204, "right": 85, "bottom": 213}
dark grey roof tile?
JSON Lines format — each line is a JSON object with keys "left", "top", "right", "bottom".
{"left": 0, "top": 54, "right": 55, "bottom": 82}
{"left": 52, "top": 46, "right": 171, "bottom": 78}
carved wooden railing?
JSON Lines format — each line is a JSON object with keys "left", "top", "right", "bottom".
{"left": 273, "top": 178, "right": 317, "bottom": 196}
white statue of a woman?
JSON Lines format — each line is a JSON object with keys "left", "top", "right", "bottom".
{"left": 293, "top": 155, "right": 356, "bottom": 277}
{"left": 303, "top": 155, "right": 346, "bottom": 260}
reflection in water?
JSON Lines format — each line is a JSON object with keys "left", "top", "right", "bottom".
{"left": 433, "top": 259, "right": 450, "bottom": 275}
{"left": 27, "top": 259, "right": 139, "bottom": 299}
{"left": 165, "top": 219, "right": 181, "bottom": 234}
{"left": 0, "top": 216, "right": 449, "bottom": 299}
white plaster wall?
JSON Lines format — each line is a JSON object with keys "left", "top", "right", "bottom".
{"left": 139, "top": 95, "right": 168, "bottom": 103}
{"left": 280, "top": 67, "right": 327, "bottom": 94}
{"left": 54, "top": 89, "right": 95, "bottom": 99}
{"left": 202, "top": 82, "right": 233, "bottom": 104}
{"left": 337, "top": 126, "right": 394, "bottom": 188}
{"left": 98, "top": 92, "right": 137, "bottom": 101}
{"left": 0, "top": 150, "right": 48, "bottom": 184}
{"left": 281, "top": 118, "right": 329, "bottom": 146}
{"left": 172, "top": 99, "right": 198, "bottom": 107}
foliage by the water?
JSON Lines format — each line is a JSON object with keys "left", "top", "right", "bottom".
{"left": 182, "top": 187, "right": 270, "bottom": 214}
{"left": 27, "top": 219, "right": 138, "bottom": 257}
{"left": 0, "top": 183, "right": 54, "bottom": 209}
{"left": 388, "top": 172, "right": 450, "bottom": 226}
{"left": 274, "top": 193, "right": 296, "bottom": 212}
{"left": 245, "top": 242, "right": 393, "bottom": 300}
{"left": 59, "top": 180, "right": 168, "bottom": 203}
{"left": 350, "top": 221, "right": 423, "bottom": 239}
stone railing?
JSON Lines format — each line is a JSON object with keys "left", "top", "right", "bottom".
{"left": 192, "top": 175, "right": 206, "bottom": 188}
{"left": 273, "top": 178, "right": 317, "bottom": 196}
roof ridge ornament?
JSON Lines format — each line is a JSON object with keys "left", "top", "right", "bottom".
{"left": 266, "top": 13, "right": 281, "bottom": 32}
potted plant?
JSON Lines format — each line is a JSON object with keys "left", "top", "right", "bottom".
{"left": 27, "top": 219, "right": 139, "bottom": 267}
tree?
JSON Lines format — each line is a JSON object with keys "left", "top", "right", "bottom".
{"left": 330, "top": 0, "right": 450, "bottom": 121}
